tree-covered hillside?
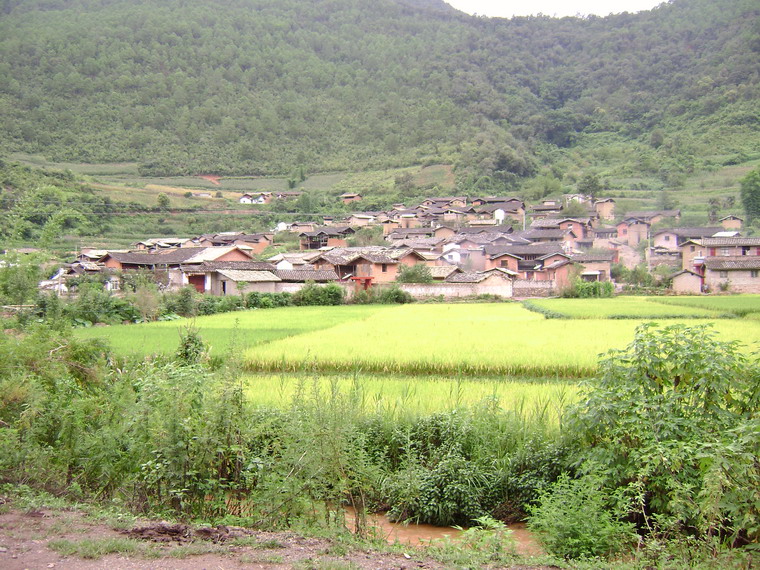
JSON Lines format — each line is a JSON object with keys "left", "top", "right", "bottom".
{"left": 0, "top": 0, "right": 758, "bottom": 187}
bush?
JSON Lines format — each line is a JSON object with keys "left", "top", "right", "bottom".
{"left": 570, "top": 324, "right": 760, "bottom": 545}
{"left": 396, "top": 264, "right": 433, "bottom": 283}
{"left": 561, "top": 279, "right": 614, "bottom": 298}
{"left": 528, "top": 473, "right": 637, "bottom": 559}
{"left": 291, "top": 282, "right": 345, "bottom": 306}
{"left": 375, "top": 285, "right": 413, "bottom": 304}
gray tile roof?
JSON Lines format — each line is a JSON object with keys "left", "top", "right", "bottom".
{"left": 275, "top": 269, "right": 339, "bottom": 282}
{"left": 217, "top": 270, "right": 281, "bottom": 282}
{"left": 704, "top": 256, "right": 760, "bottom": 270}
{"left": 701, "top": 237, "right": 760, "bottom": 247}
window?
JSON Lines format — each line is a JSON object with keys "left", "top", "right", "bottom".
{"left": 752, "top": 270, "right": 759, "bottom": 278}
{"left": 381, "top": 263, "right": 387, "bottom": 273}
{"left": 500, "top": 260, "right": 510, "bottom": 268}
{"left": 664, "top": 235, "right": 670, "bottom": 241}
{"left": 719, "top": 271, "right": 728, "bottom": 278}
{"left": 721, "top": 248, "right": 730, "bottom": 256}
{"left": 690, "top": 245, "right": 695, "bottom": 252}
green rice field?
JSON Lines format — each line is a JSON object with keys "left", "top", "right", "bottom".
{"left": 245, "top": 373, "right": 577, "bottom": 420}
{"left": 75, "top": 305, "right": 389, "bottom": 356}
{"left": 524, "top": 297, "right": 724, "bottom": 319}
{"left": 652, "top": 294, "right": 760, "bottom": 317}
{"left": 76, "top": 298, "right": 760, "bottom": 379}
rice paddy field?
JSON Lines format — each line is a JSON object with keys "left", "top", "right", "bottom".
{"left": 245, "top": 373, "right": 577, "bottom": 420}
{"left": 77, "top": 297, "right": 760, "bottom": 380}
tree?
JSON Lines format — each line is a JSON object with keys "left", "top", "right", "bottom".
{"left": 396, "top": 264, "right": 433, "bottom": 283}
{"left": 577, "top": 173, "right": 602, "bottom": 198}
{"left": 569, "top": 324, "right": 760, "bottom": 544}
{"left": 157, "top": 192, "right": 170, "bottom": 210}
{"left": 740, "top": 167, "right": 760, "bottom": 223}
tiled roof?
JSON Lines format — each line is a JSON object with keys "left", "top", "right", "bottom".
{"left": 275, "top": 269, "right": 339, "bottom": 282}
{"left": 654, "top": 227, "right": 722, "bottom": 239}
{"left": 217, "top": 270, "right": 281, "bottom": 282}
{"left": 704, "top": 256, "right": 760, "bottom": 270}
{"left": 300, "top": 226, "right": 354, "bottom": 237}
{"left": 429, "top": 265, "right": 461, "bottom": 278}
{"left": 626, "top": 209, "right": 681, "bottom": 220}
{"left": 455, "top": 225, "right": 514, "bottom": 235}
{"left": 486, "top": 243, "right": 566, "bottom": 258}
{"left": 701, "top": 237, "right": 760, "bottom": 247}
{"left": 570, "top": 252, "right": 616, "bottom": 262}
{"left": 523, "top": 229, "right": 573, "bottom": 239}
{"left": 316, "top": 246, "right": 401, "bottom": 265}
{"left": 183, "top": 261, "right": 276, "bottom": 272}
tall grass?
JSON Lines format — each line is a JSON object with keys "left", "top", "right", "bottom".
{"left": 651, "top": 294, "right": 760, "bottom": 317}
{"left": 524, "top": 297, "right": 722, "bottom": 319}
{"left": 75, "top": 305, "right": 388, "bottom": 356}
{"left": 244, "top": 304, "right": 760, "bottom": 377}
{"left": 245, "top": 373, "right": 577, "bottom": 422}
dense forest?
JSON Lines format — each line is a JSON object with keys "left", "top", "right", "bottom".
{"left": 0, "top": 0, "right": 758, "bottom": 188}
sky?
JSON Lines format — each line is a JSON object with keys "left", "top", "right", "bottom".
{"left": 444, "top": 0, "right": 665, "bottom": 18}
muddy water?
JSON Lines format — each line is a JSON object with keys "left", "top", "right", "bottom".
{"left": 344, "top": 508, "right": 542, "bottom": 556}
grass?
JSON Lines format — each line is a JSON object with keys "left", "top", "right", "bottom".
{"left": 245, "top": 374, "right": 577, "bottom": 421}
{"left": 651, "top": 295, "right": 760, "bottom": 317}
{"left": 74, "top": 305, "right": 389, "bottom": 356}
{"left": 48, "top": 537, "right": 145, "bottom": 559}
{"left": 78, "top": 302, "right": 760, "bottom": 378}
{"left": 523, "top": 297, "right": 724, "bottom": 319}
{"left": 243, "top": 303, "right": 760, "bottom": 377}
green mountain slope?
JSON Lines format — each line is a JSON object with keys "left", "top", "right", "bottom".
{"left": 0, "top": 0, "right": 758, "bottom": 186}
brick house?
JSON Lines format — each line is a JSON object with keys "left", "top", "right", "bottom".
{"left": 703, "top": 257, "right": 760, "bottom": 293}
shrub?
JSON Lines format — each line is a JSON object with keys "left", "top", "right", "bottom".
{"left": 396, "top": 264, "right": 433, "bottom": 283}
{"left": 292, "top": 282, "right": 345, "bottom": 306}
{"left": 570, "top": 324, "right": 760, "bottom": 545}
{"left": 528, "top": 473, "right": 637, "bottom": 559}
{"left": 375, "top": 285, "right": 413, "bottom": 304}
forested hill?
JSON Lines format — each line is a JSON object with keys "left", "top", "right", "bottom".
{"left": 0, "top": 0, "right": 758, "bottom": 186}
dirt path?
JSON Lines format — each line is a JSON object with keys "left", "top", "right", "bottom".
{"left": 0, "top": 501, "right": 549, "bottom": 569}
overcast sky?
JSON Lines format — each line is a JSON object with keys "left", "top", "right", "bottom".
{"left": 444, "top": 0, "right": 665, "bottom": 18}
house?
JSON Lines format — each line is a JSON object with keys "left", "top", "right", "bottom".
{"left": 346, "top": 213, "right": 375, "bottom": 227}
{"left": 700, "top": 236, "right": 760, "bottom": 257}
{"left": 100, "top": 246, "right": 253, "bottom": 290}
{"left": 703, "top": 257, "right": 760, "bottom": 293}
{"left": 193, "top": 232, "right": 274, "bottom": 254}
{"left": 311, "top": 246, "right": 428, "bottom": 286}
{"left": 652, "top": 227, "right": 722, "bottom": 250}
{"left": 522, "top": 228, "right": 578, "bottom": 246}
{"left": 720, "top": 215, "right": 744, "bottom": 230}
{"left": 594, "top": 198, "right": 616, "bottom": 221}
{"left": 616, "top": 217, "right": 651, "bottom": 246}
{"left": 429, "top": 265, "right": 462, "bottom": 281}
{"left": 569, "top": 252, "right": 615, "bottom": 282}
{"left": 339, "top": 192, "right": 363, "bottom": 204}
{"left": 420, "top": 197, "right": 468, "bottom": 209}
{"left": 671, "top": 270, "right": 703, "bottom": 294}
{"left": 239, "top": 193, "right": 254, "bottom": 204}
{"left": 444, "top": 268, "right": 516, "bottom": 295}
{"left": 267, "top": 251, "right": 322, "bottom": 270}
{"left": 299, "top": 227, "right": 355, "bottom": 250}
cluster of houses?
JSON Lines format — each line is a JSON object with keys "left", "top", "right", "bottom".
{"left": 43, "top": 192, "right": 756, "bottom": 298}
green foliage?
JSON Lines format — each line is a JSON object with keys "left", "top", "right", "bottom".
{"left": 740, "top": 166, "right": 760, "bottom": 222}
{"left": 0, "top": 253, "right": 42, "bottom": 307}
{"left": 570, "top": 324, "right": 760, "bottom": 545}
{"left": 528, "top": 473, "right": 637, "bottom": 560}
{"left": 175, "top": 325, "right": 207, "bottom": 364}
{"left": 561, "top": 279, "right": 614, "bottom": 298}
{"left": 1, "top": 0, "right": 757, "bottom": 180}
{"left": 291, "top": 282, "right": 345, "bottom": 306}
{"left": 396, "top": 264, "right": 433, "bottom": 284}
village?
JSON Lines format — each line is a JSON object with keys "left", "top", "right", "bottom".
{"left": 44, "top": 192, "right": 758, "bottom": 299}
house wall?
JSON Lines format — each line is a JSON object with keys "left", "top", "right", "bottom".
{"left": 653, "top": 232, "right": 679, "bottom": 249}
{"left": 559, "top": 220, "right": 586, "bottom": 239}
{"left": 217, "top": 249, "right": 254, "bottom": 262}
{"left": 672, "top": 273, "right": 702, "bottom": 294}
{"left": 512, "top": 280, "right": 555, "bottom": 297}
{"left": 595, "top": 201, "right": 615, "bottom": 220}
{"left": 626, "top": 223, "right": 650, "bottom": 246}
{"left": 704, "top": 269, "right": 760, "bottom": 293}
{"left": 721, "top": 218, "right": 742, "bottom": 230}
{"left": 393, "top": 279, "right": 513, "bottom": 299}
{"left": 578, "top": 261, "right": 612, "bottom": 281}
{"left": 681, "top": 243, "right": 706, "bottom": 270}
{"left": 484, "top": 255, "right": 519, "bottom": 272}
